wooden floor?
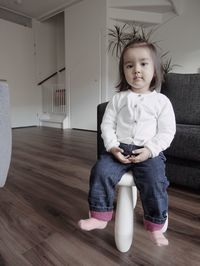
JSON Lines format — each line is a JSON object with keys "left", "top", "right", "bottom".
{"left": 0, "top": 127, "right": 199, "bottom": 266}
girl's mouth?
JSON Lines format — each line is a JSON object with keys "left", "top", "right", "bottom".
{"left": 134, "top": 76, "right": 142, "bottom": 80}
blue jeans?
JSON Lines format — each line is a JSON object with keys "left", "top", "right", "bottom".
{"left": 88, "top": 143, "right": 169, "bottom": 227}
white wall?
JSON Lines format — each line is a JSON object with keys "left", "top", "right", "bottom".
{"left": 0, "top": 19, "right": 41, "bottom": 127}
{"left": 56, "top": 13, "right": 65, "bottom": 71}
{"left": 33, "top": 12, "right": 65, "bottom": 118}
{"left": 56, "top": 13, "right": 65, "bottom": 87}
{"left": 33, "top": 18, "right": 57, "bottom": 83}
{"left": 150, "top": 0, "right": 200, "bottom": 74}
{"left": 107, "top": 19, "right": 125, "bottom": 100}
{"left": 33, "top": 13, "right": 65, "bottom": 84}
{"left": 65, "top": 0, "right": 107, "bottom": 130}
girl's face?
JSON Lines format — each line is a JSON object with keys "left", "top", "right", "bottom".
{"left": 123, "top": 46, "right": 155, "bottom": 93}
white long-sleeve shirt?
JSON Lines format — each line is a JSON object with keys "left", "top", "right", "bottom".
{"left": 101, "top": 90, "right": 176, "bottom": 158}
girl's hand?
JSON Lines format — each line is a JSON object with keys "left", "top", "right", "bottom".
{"left": 129, "top": 147, "right": 151, "bottom": 163}
{"left": 109, "top": 147, "right": 131, "bottom": 164}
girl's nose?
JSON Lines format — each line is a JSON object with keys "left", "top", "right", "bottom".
{"left": 134, "top": 69, "right": 141, "bottom": 74}
{"left": 134, "top": 64, "right": 141, "bottom": 73}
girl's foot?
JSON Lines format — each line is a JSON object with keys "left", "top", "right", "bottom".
{"left": 148, "top": 230, "right": 169, "bottom": 246}
{"left": 78, "top": 218, "right": 108, "bottom": 231}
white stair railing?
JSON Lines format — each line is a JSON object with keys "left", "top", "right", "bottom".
{"left": 42, "top": 84, "right": 66, "bottom": 114}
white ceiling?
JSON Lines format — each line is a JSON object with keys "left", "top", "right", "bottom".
{"left": 0, "top": 0, "right": 82, "bottom": 20}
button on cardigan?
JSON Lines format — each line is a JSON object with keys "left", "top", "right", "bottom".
{"left": 101, "top": 90, "right": 176, "bottom": 158}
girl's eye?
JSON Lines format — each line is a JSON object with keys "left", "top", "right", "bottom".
{"left": 141, "top": 62, "right": 148, "bottom": 66}
{"left": 126, "top": 64, "right": 133, "bottom": 69}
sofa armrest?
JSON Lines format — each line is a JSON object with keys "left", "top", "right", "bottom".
{"left": 0, "top": 81, "right": 12, "bottom": 187}
{"left": 97, "top": 102, "right": 108, "bottom": 158}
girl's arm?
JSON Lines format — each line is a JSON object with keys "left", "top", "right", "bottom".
{"left": 144, "top": 98, "right": 176, "bottom": 158}
{"left": 101, "top": 96, "right": 120, "bottom": 152}
{"left": 101, "top": 97, "right": 131, "bottom": 164}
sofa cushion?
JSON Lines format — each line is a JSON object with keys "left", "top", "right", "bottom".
{"left": 165, "top": 124, "right": 200, "bottom": 161}
{"left": 161, "top": 73, "right": 200, "bottom": 125}
{"left": 165, "top": 157, "right": 200, "bottom": 190}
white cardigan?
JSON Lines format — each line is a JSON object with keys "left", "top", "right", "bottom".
{"left": 101, "top": 90, "right": 176, "bottom": 158}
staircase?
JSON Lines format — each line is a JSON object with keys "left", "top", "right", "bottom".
{"left": 39, "top": 84, "right": 68, "bottom": 129}
{"left": 39, "top": 113, "right": 68, "bottom": 129}
{"left": 107, "top": 0, "right": 183, "bottom": 27}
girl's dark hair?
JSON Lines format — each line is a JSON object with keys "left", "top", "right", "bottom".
{"left": 116, "top": 39, "right": 163, "bottom": 92}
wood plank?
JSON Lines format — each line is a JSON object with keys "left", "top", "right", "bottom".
{"left": 24, "top": 232, "right": 120, "bottom": 266}
{"left": 0, "top": 127, "right": 198, "bottom": 266}
{"left": 0, "top": 188, "right": 54, "bottom": 253}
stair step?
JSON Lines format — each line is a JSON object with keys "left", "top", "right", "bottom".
{"left": 39, "top": 113, "right": 68, "bottom": 129}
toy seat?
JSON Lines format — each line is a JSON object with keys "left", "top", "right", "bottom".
{"left": 115, "top": 171, "right": 137, "bottom": 252}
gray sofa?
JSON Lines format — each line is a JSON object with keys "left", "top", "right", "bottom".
{"left": 97, "top": 73, "right": 200, "bottom": 191}
{"left": 161, "top": 73, "right": 200, "bottom": 191}
{"left": 0, "top": 80, "right": 12, "bottom": 187}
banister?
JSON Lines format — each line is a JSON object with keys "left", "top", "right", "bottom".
{"left": 37, "top": 67, "right": 65, "bottom": 86}
{"left": 59, "top": 67, "right": 65, "bottom": 73}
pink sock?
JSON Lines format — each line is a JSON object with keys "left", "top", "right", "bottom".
{"left": 78, "top": 218, "right": 108, "bottom": 231}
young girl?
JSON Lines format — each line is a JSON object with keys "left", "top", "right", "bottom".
{"left": 78, "top": 39, "right": 176, "bottom": 247}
